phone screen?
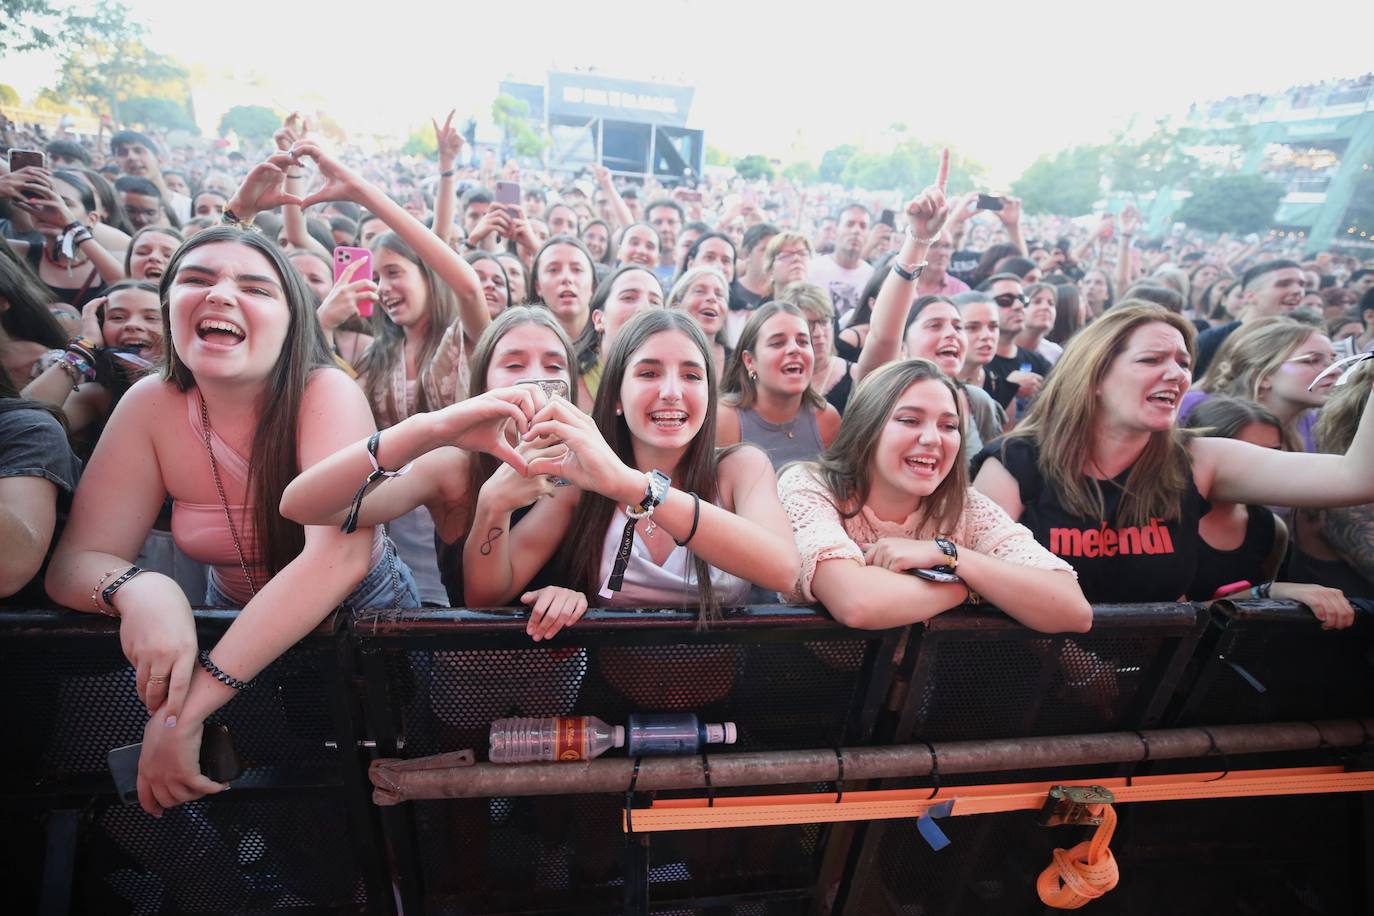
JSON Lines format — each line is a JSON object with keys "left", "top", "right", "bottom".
{"left": 9, "top": 149, "right": 46, "bottom": 172}
{"left": 975, "top": 194, "right": 1004, "bottom": 212}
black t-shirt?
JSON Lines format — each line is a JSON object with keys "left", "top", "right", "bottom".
{"left": 729, "top": 279, "right": 768, "bottom": 315}
{"left": 0, "top": 404, "right": 82, "bottom": 606}
{"left": 949, "top": 249, "right": 981, "bottom": 285}
{"left": 1192, "top": 320, "right": 1241, "bottom": 380}
{"left": 973, "top": 437, "right": 1206, "bottom": 604}
{"left": 1187, "top": 506, "right": 1276, "bottom": 601}
{"left": 984, "top": 347, "right": 1052, "bottom": 409}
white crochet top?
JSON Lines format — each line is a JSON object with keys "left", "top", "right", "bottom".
{"left": 777, "top": 464, "right": 1075, "bottom": 603}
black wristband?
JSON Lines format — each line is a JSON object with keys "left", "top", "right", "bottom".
{"left": 101, "top": 565, "right": 144, "bottom": 608}
{"left": 673, "top": 492, "right": 701, "bottom": 547}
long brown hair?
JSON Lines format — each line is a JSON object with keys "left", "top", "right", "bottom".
{"left": 998, "top": 303, "right": 1197, "bottom": 527}
{"left": 1314, "top": 360, "right": 1374, "bottom": 453}
{"left": 462, "top": 307, "right": 577, "bottom": 528}
{"left": 720, "top": 301, "right": 827, "bottom": 411}
{"left": 160, "top": 227, "right": 332, "bottom": 579}
{"left": 1198, "top": 317, "right": 1319, "bottom": 403}
{"left": 807, "top": 359, "right": 967, "bottom": 532}
{"left": 354, "top": 231, "right": 458, "bottom": 425}
{"left": 556, "top": 310, "right": 730, "bottom": 624}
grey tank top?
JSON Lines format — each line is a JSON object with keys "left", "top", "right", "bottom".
{"left": 738, "top": 405, "right": 825, "bottom": 470}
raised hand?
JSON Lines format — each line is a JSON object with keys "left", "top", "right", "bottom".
{"left": 946, "top": 190, "right": 978, "bottom": 228}
{"left": 432, "top": 385, "right": 548, "bottom": 471}
{"left": 80, "top": 296, "right": 107, "bottom": 343}
{"left": 273, "top": 112, "right": 308, "bottom": 153}
{"left": 0, "top": 166, "right": 52, "bottom": 212}
{"left": 291, "top": 141, "right": 371, "bottom": 209}
{"left": 224, "top": 153, "right": 305, "bottom": 220}
{"left": 522, "top": 397, "right": 635, "bottom": 500}
{"left": 1118, "top": 204, "right": 1141, "bottom": 236}
{"left": 432, "top": 109, "right": 464, "bottom": 169}
{"left": 1094, "top": 212, "right": 1115, "bottom": 241}
{"left": 467, "top": 206, "right": 514, "bottom": 249}
{"left": 905, "top": 148, "right": 951, "bottom": 242}
{"left": 29, "top": 182, "right": 78, "bottom": 236}
{"left": 317, "top": 256, "right": 377, "bottom": 334}
{"left": 996, "top": 195, "right": 1023, "bottom": 229}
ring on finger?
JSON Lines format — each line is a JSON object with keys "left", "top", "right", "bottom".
{"left": 148, "top": 674, "right": 170, "bottom": 684}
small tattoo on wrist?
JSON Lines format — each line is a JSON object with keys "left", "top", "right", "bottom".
{"left": 479, "top": 527, "right": 504, "bottom": 556}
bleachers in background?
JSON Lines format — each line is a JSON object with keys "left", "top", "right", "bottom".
{"left": 1, "top": 601, "right": 1369, "bottom": 916}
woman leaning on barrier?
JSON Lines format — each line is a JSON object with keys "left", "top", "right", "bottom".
{"left": 776, "top": 358, "right": 1091, "bottom": 632}
{"left": 972, "top": 303, "right": 1374, "bottom": 606}
{"left": 42, "top": 153, "right": 451, "bottom": 815}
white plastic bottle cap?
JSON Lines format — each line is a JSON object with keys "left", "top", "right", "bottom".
{"left": 613, "top": 725, "right": 626, "bottom": 748}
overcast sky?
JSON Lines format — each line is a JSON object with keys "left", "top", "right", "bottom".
{"left": 4, "top": 0, "right": 1371, "bottom": 183}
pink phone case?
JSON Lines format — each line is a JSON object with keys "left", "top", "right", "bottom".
{"left": 333, "top": 246, "right": 374, "bottom": 317}
{"left": 495, "top": 181, "right": 521, "bottom": 206}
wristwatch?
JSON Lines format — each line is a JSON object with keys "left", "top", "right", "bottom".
{"left": 933, "top": 536, "right": 959, "bottom": 571}
{"left": 626, "top": 470, "right": 671, "bottom": 519}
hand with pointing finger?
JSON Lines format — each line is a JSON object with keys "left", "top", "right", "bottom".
{"left": 905, "top": 148, "right": 951, "bottom": 242}
{"left": 433, "top": 109, "right": 464, "bottom": 171}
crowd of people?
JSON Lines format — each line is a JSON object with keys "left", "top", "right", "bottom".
{"left": 2, "top": 109, "right": 1373, "bottom": 818}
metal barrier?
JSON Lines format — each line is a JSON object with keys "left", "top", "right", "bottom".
{"left": 0, "top": 602, "right": 1369, "bottom": 916}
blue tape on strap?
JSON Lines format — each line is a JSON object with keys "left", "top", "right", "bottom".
{"left": 917, "top": 799, "right": 954, "bottom": 851}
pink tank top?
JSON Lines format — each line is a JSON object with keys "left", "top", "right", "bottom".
{"left": 171, "top": 391, "right": 264, "bottom": 605}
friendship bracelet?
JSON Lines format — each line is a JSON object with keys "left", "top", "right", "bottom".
{"left": 90, "top": 567, "right": 125, "bottom": 616}
{"left": 440, "top": 169, "right": 456, "bottom": 178}
{"left": 220, "top": 207, "right": 256, "bottom": 231}
{"left": 198, "top": 649, "right": 254, "bottom": 690}
{"left": 673, "top": 492, "right": 701, "bottom": 547}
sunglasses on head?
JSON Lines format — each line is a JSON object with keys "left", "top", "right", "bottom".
{"left": 994, "top": 293, "right": 1029, "bottom": 308}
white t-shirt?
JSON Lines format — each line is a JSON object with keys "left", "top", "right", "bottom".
{"left": 808, "top": 255, "right": 874, "bottom": 321}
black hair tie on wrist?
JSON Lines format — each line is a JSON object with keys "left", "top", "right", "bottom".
{"left": 673, "top": 492, "right": 701, "bottom": 547}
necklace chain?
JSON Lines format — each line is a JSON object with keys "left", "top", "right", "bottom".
{"left": 199, "top": 393, "right": 260, "bottom": 596}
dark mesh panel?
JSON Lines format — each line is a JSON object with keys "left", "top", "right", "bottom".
{"left": 75, "top": 793, "right": 368, "bottom": 913}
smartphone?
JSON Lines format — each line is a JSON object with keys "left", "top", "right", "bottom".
{"left": 495, "top": 180, "right": 521, "bottom": 206}
{"left": 107, "top": 724, "right": 242, "bottom": 805}
{"left": 909, "top": 567, "right": 963, "bottom": 584}
{"left": 517, "top": 378, "right": 570, "bottom": 486}
{"left": 975, "top": 194, "right": 1004, "bottom": 212}
{"left": 879, "top": 208, "right": 896, "bottom": 229}
{"left": 333, "top": 246, "right": 374, "bottom": 317}
{"left": 9, "top": 149, "right": 46, "bottom": 172}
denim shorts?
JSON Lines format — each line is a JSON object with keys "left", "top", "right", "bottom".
{"left": 204, "top": 537, "right": 419, "bottom": 610}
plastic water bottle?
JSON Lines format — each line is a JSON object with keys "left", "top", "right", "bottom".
{"left": 489, "top": 716, "right": 625, "bottom": 763}
{"left": 626, "top": 713, "right": 737, "bottom": 756}
{"left": 488, "top": 714, "right": 737, "bottom": 763}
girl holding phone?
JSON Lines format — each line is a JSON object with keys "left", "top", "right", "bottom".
{"left": 462, "top": 309, "right": 800, "bottom": 635}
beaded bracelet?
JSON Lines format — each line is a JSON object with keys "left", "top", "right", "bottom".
{"left": 90, "top": 567, "right": 124, "bottom": 616}
{"left": 198, "top": 649, "right": 254, "bottom": 690}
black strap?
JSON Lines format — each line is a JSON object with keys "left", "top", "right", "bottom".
{"left": 624, "top": 756, "right": 644, "bottom": 834}
{"left": 342, "top": 432, "right": 395, "bottom": 534}
{"left": 833, "top": 747, "right": 846, "bottom": 805}
{"left": 701, "top": 751, "right": 714, "bottom": 807}
{"left": 923, "top": 741, "right": 941, "bottom": 800}
{"left": 1127, "top": 730, "right": 1152, "bottom": 787}
{"left": 602, "top": 514, "right": 639, "bottom": 595}
{"left": 673, "top": 492, "right": 701, "bottom": 547}
{"left": 1198, "top": 727, "right": 1231, "bottom": 782}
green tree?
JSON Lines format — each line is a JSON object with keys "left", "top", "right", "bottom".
{"left": 52, "top": 0, "right": 187, "bottom": 123}
{"left": 840, "top": 139, "right": 985, "bottom": 195}
{"left": 1174, "top": 174, "right": 1285, "bottom": 235}
{"left": 1103, "top": 118, "right": 1204, "bottom": 196}
{"left": 733, "top": 154, "right": 775, "bottom": 181}
{"left": 401, "top": 124, "right": 437, "bottom": 157}
{"left": 122, "top": 95, "right": 196, "bottom": 133}
{"left": 491, "top": 94, "right": 547, "bottom": 158}
{"left": 705, "top": 145, "right": 730, "bottom": 167}
{"left": 0, "top": 84, "right": 21, "bottom": 107}
{"left": 818, "top": 144, "right": 857, "bottom": 183}
{"left": 782, "top": 160, "right": 817, "bottom": 183}
{"left": 217, "top": 105, "right": 280, "bottom": 145}
{"left": 1, "top": 0, "right": 62, "bottom": 55}
{"left": 1011, "top": 146, "right": 1103, "bottom": 215}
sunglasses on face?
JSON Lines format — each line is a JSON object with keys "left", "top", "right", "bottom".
{"left": 994, "top": 293, "right": 1029, "bottom": 308}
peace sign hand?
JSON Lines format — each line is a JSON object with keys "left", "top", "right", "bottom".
{"left": 905, "top": 148, "right": 950, "bottom": 242}
{"left": 432, "top": 109, "right": 464, "bottom": 169}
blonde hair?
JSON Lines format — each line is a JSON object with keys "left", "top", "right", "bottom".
{"left": 999, "top": 303, "right": 1197, "bottom": 526}
{"left": 1314, "top": 360, "right": 1374, "bottom": 453}
{"left": 1199, "top": 317, "right": 1322, "bottom": 402}
{"left": 777, "top": 281, "right": 834, "bottom": 321}
{"left": 666, "top": 266, "right": 729, "bottom": 311}
{"left": 763, "top": 231, "right": 812, "bottom": 275}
